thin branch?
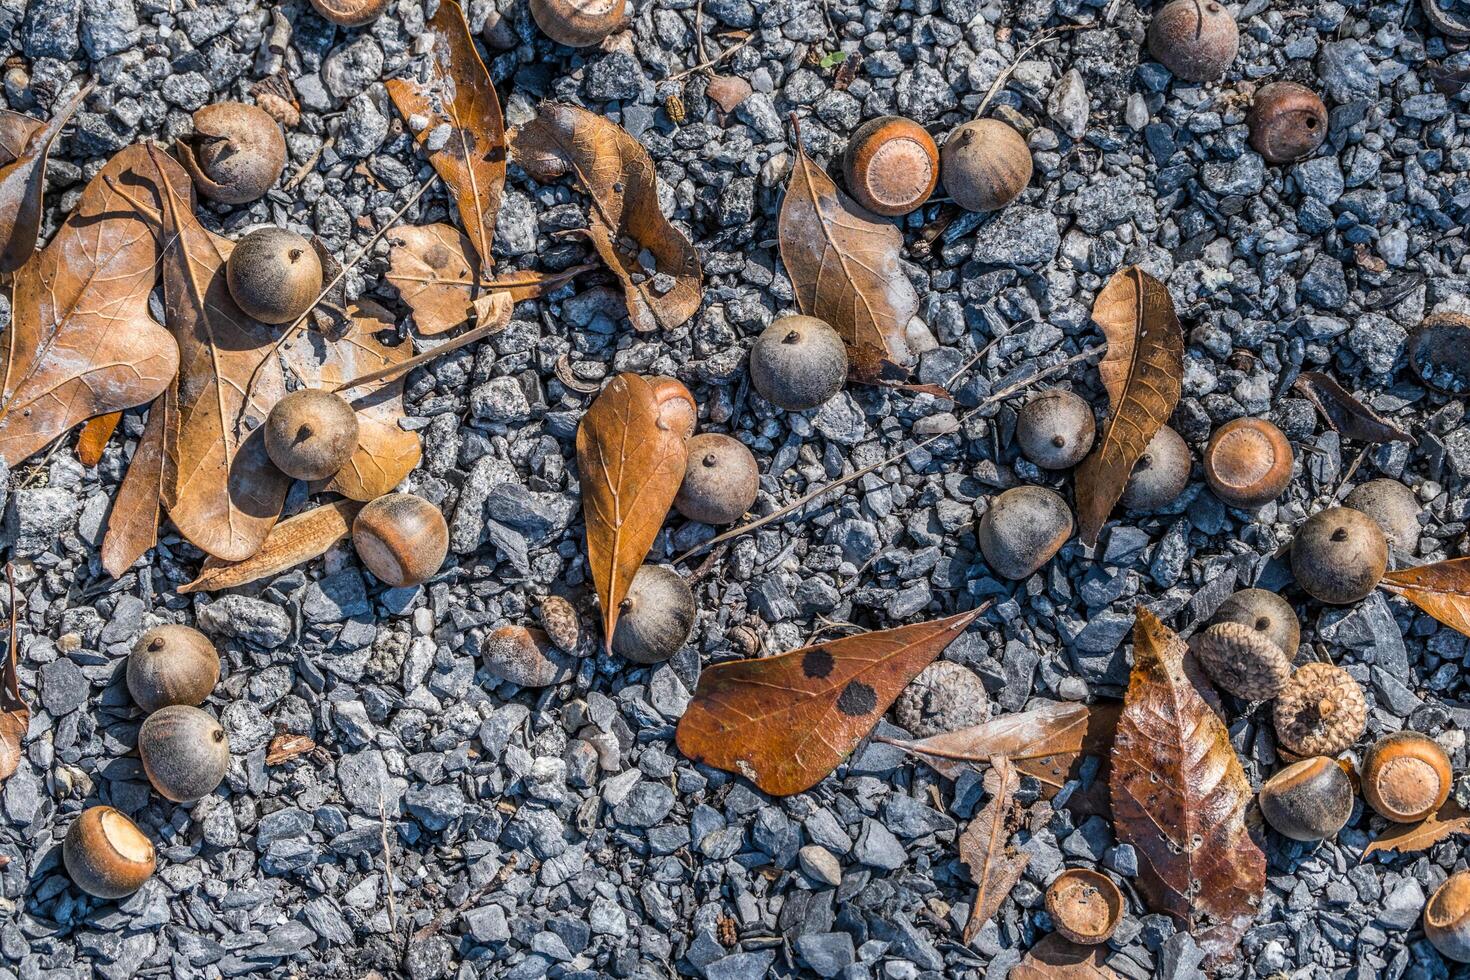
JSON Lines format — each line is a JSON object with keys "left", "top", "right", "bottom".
{"left": 667, "top": 33, "right": 754, "bottom": 83}
{"left": 379, "top": 791, "right": 398, "bottom": 932}
{"left": 977, "top": 25, "right": 1088, "bottom": 117}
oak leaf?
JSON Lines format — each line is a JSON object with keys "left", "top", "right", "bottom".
{"left": 180, "top": 500, "right": 364, "bottom": 594}
{"left": 1363, "top": 801, "right": 1470, "bottom": 858}
{"left": 958, "top": 755, "right": 1030, "bottom": 943}
{"left": 101, "top": 396, "right": 172, "bottom": 578}
{"left": 778, "top": 122, "right": 917, "bottom": 382}
{"left": 0, "top": 110, "right": 42, "bottom": 164}
{"left": 510, "top": 102, "right": 703, "bottom": 333}
{"left": 76, "top": 411, "right": 122, "bottom": 467}
{"left": 384, "top": 0, "right": 505, "bottom": 267}
{"left": 0, "top": 144, "right": 180, "bottom": 467}
{"left": 1293, "top": 371, "right": 1413, "bottom": 444}
{"left": 577, "top": 374, "right": 691, "bottom": 651}
{"left": 1074, "top": 267, "right": 1183, "bottom": 545}
{"left": 0, "top": 567, "right": 27, "bottom": 783}
{"left": 0, "top": 84, "right": 91, "bottom": 273}
{"left": 1110, "top": 608, "right": 1264, "bottom": 965}
{"left": 1010, "top": 934, "right": 1122, "bottom": 980}
{"left": 1380, "top": 558, "right": 1470, "bottom": 638}
{"left": 674, "top": 607, "right": 984, "bottom": 796}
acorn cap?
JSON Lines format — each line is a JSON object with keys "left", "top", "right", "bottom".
{"left": 1044, "top": 868, "right": 1123, "bottom": 945}
{"left": 1192, "top": 621, "right": 1292, "bottom": 701}
{"left": 1426, "top": 871, "right": 1470, "bottom": 964}
{"left": 1272, "top": 662, "right": 1366, "bottom": 757}
{"left": 537, "top": 595, "right": 585, "bottom": 655}
{"left": 1203, "top": 417, "right": 1293, "bottom": 508}
{"left": 1361, "top": 731, "right": 1452, "bottom": 824}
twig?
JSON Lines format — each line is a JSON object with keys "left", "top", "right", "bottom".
{"left": 667, "top": 33, "right": 754, "bottom": 83}
{"left": 694, "top": 0, "right": 709, "bottom": 66}
{"left": 944, "top": 334, "right": 1007, "bottom": 390}
{"left": 977, "top": 25, "right": 1088, "bottom": 116}
{"left": 285, "top": 136, "right": 332, "bottom": 191}
{"left": 410, "top": 853, "right": 519, "bottom": 943}
{"left": 379, "top": 791, "right": 398, "bottom": 933}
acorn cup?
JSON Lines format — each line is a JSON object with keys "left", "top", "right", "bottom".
{"left": 63, "top": 806, "right": 156, "bottom": 899}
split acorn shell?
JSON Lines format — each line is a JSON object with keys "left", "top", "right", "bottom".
{"left": 1147, "top": 0, "right": 1240, "bottom": 83}
{"left": 842, "top": 115, "right": 940, "bottom": 217}
{"left": 352, "top": 493, "right": 450, "bottom": 588}
{"left": 1247, "top": 82, "right": 1328, "bottom": 164}
{"left": 1426, "top": 871, "right": 1470, "bottom": 964}
{"left": 64, "top": 806, "right": 156, "bottom": 899}
{"left": 1360, "top": 731, "right": 1452, "bottom": 824}
{"left": 1258, "top": 756, "right": 1354, "bottom": 842}
{"left": 178, "top": 103, "right": 287, "bottom": 205}
{"left": 1044, "top": 868, "right": 1123, "bottom": 945}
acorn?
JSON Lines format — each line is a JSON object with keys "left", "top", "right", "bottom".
{"left": 1272, "top": 662, "right": 1367, "bottom": 757}
{"left": 530, "top": 0, "right": 630, "bottom": 47}
{"left": 611, "top": 565, "right": 696, "bottom": 665}
{"left": 978, "top": 486, "right": 1073, "bottom": 580}
{"left": 1257, "top": 756, "right": 1355, "bottom": 842}
{"left": 1360, "top": 732, "right": 1452, "bottom": 824}
{"left": 1211, "top": 588, "right": 1300, "bottom": 658}
{"left": 1192, "top": 621, "right": 1292, "bottom": 701}
{"left": 482, "top": 625, "right": 575, "bottom": 687}
{"left": 675, "top": 433, "right": 759, "bottom": 525}
{"left": 1147, "top": 0, "right": 1240, "bottom": 83}
{"left": 1015, "top": 390, "right": 1095, "bottom": 470}
{"left": 939, "top": 118, "right": 1032, "bottom": 212}
{"left": 1290, "top": 506, "right": 1388, "bottom": 604}
{"left": 309, "top": 0, "right": 390, "bottom": 26}
{"left": 127, "top": 625, "right": 220, "bottom": 713}
{"left": 1044, "top": 869, "right": 1123, "bottom": 945}
{"left": 1425, "top": 871, "right": 1470, "bottom": 964}
{"left": 841, "top": 115, "right": 940, "bottom": 217}
{"left": 138, "top": 705, "right": 230, "bottom": 803}
{"left": 352, "top": 493, "right": 450, "bottom": 587}
{"left": 226, "top": 227, "right": 324, "bottom": 325}
{"left": 1247, "top": 82, "right": 1328, "bottom": 164}
{"left": 749, "top": 315, "right": 849, "bottom": 411}
{"left": 648, "top": 375, "right": 697, "bottom": 441}
{"left": 1119, "top": 425, "right": 1191, "bottom": 510}
{"left": 177, "top": 103, "right": 287, "bottom": 205}
{"left": 1343, "top": 479, "right": 1421, "bottom": 555}
{"left": 63, "top": 806, "right": 156, "bottom": 899}
{"left": 1203, "top": 417, "right": 1294, "bottom": 508}
{"left": 264, "top": 389, "right": 360, "bottom": 481}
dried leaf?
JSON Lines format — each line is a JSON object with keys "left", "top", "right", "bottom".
{"left": 1110, "top": 608, "right": 1264, "bottom": 965}
{"left": 1010, "top": 934, "right": 1123, "bottom": 980}
{"left": 1380, "top": 558, "right": 1470, "bottom": 638}
{"left": 1363, "top": 801, "right": 1470, "bottom": 858}
{"left": 0, "top": 110, "right": 42, "bottom": 165}
{"left": 674, "top": 607, "right": 985, "bottom": 796}
{"left": 0, "top": 84, "right": 91, "bottom": 273}
{"left": 180, "top": 500, "right": 364, "bottom": 594}
{"left": 510, "top": 103, "right": 703, "bottom": 333}
{"left": 778, "top": 121, "right": 918, "bottom": 382}
{"left": 284, "top": 301, "right": 421, "bottom": 501}
{"left": 101, "top": 395, "right": 172, "bottom": 578}
{"left": 386, "top": 223, "right": 591, "bottom": 335}
{"left": 0, "top": 144, "right": 181, "bottom": 467}
{"left": 330, "top": 292, "right": 515, "bottom": 394}
{"left": 958, "top": 755, "right": 1029, "bottom": 942}
{"left": 576, "top": 374, "right": 689, "bottom": 651}
{"left": 149, "top": 147, "right": 290, "bottom": 561}
{"left": 266, "top": 733, "right": 317, "bottom": 766}
{"left": 1293, "top": 371, "right": 1413, "bottom": 444}
{"left": 384, "top": 0, "right": 505, "bottom": 266}
{"left": 76, "top": 411, "right": 122, "bottom": 467}
{"left": 1074, "top": 267, "right": 1184, "bottom": 545}
{"left": 0, "top": 567, "right": 27, "bottom": 783}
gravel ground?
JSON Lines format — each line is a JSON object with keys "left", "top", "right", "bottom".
{"left": 0, "top": 0, "right": 1467, "bottom": 977}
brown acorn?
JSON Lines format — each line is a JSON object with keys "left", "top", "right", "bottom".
{"left": 1192, "top": 621, "right": 1292, "bottom": 701}
{"left": 1290, "top": 506, "right": 1388, "bottom": 604}
{"left": 139, "top": 705, "right": 230, "bottom": 803}
{"left": 177, "top": 103, "right": 287, "bottom": 205}
{"left": 127, "top": 625, "right": 220, "bottom": 713}
{"left": 1258, "top": 756, "right": 1354, "bottom": 841}
{"left": 842, "top": 115, "right": 940, "bottom": 217}
{"left": 1015, "top": 390, "right": 1095, "bottom": 470}
{"left": 1247, "top": 82, "right": 1328, "bottom": 164}
{"left": 675, "top": 433, "right": 759, "bottom": 525}
{"left": 1272, "top": 662, "right": 1367, "bottom": 757}
{"left": 939, "top": 118, "right": 1032, "bottom": 212}
{"left": 1343, "top": 479, "right": 1421, "bottom": 555}
{"left": 1212, "top": 588, "right": 1300, "bottom": 658}
{"left": 264, "top": 389, "right": 360, "bottom": 481}
{"left": 64, "top": 806, "right": 156, "bottom": 899}
{"left": 1147, "top": 0, "right": 1240, "bottom": 83}
{"left": 482, "top": 625, "right": 575, "bottom": 687}
{"left": 352, "top": 493, "right": 449, "bottom": 587}
{"left": 1203, "top": 417, "right": 1294, "bottom": 508}
{"left": 530, "top": 0, "right": 630, "bottom": 47}
{"left": 1360, "top": 731, "right": 1452, "bottom": 824}
{"left": 1426, "top": 871, "right": 1470, "bottom": 964}
{"left": 978, "top": 486, "right": 1073, "bottom": 580}
{"left": 309, "top": 0, "right": 390, "bottom": 26}
{"left": 1044, "top": 869, "right": 1123, "bottom": 945}
{"left": 226, "top": 227, "right": 323, "bottom": 325}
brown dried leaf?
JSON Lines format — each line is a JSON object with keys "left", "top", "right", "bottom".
{"left": 1380, "top": 558, "right": 1470, "bottom": 638}
{"left": 1074, "top": 267, "right": 1184, "bottom": 545}
{"left": 1293, "top": 371, "right": 1413, "bottom": 444}
{"left": 674, "top": 607, "right": 985, "bottom": 796}
{"left": 510, "top": 103, "right": 703, "bottom": 333}
{"left": 284, "top": 301, "right": 421, "bottom": 502}
{"left": 1010, "top": 934, "right": 1123, "bottom": 980}
{"left": 0, "top": 110, "right": 42, "bottom": 165}
{"left": 266, "top": 733, "right": 317, "bottom": 766}
{"left": 778, "top": 121, "right": 917, "bottom": 382}
{"left": 0, "top": 567, "right": 27, "bottom": 783}
{"left": 150, "top": 148, "right": 290, "bottom": 561}
{"left": 0, "top": 144, "right": 181, "bottom": 467}
{"left": 180, "top": 500, "right": 364, "bottom": 594}
{"left": 385, "top": 223, "right": 591, "bottom": 335}
{"left": 0, "top": 84, "right": 91, "bottom": 273}
{"left": 384, "top": 0, "right": 505, "bottom": 266}
{"left": 101, "top": 395, "right": 172, "bottom": 578}
{"left": 576, "top": 374, "right": 690, "bottom": 651}
{"left": 958, "top": 755, "right": 1029, "bottom": 943}
{"left": 1363, "top": 801, "right": 1470, "bottom": 858}
{"left": 329, "top": 292, "right": 515, "bottom": 395}
{"left": 76, "top": 411, "right": 121, "bottom": 467}
{"left": 1110, "top": 608, "right": 1264, "bottom": 965}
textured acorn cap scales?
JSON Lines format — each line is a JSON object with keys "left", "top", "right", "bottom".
{"left": 226, "top": 227, "right": 324, "bottom": 326}
{"left": 138, "top": 705, "right": 231, "bottom": 803}
{"left": 1212, "top": 588, "right": 1300, "bottom": 658}
{"left": 1425, "top": 871, "right": 1470, "bottom": 964}
{"left": 841, "top": 115, "right": 940, "bottom": 217}
{"left": 264, "top": 389, "right": 360, "bottom": 482}
{"left": 1044, "top": 869, "right": 1123, "bottom": 945}
{"left": 939, "top": 118, "right": 1032, "bottom": 212}
{"left": 893, "top": 661, "right": 990, "bottom": 739}
{"left": 1290, "top": 506, "right": 1388, "bottom": 604}
{"left": 1192, "top": 621, "right": 1292, "bottom": 701}
{"left": 977, "top": 486, "right": 1073, "bottom": 580}
{"left": 63, "top": 806, "right": 156, "bottom": 899}
{"left": 126, "top": 624, "right": 220, "bottom": 712}
{"left": 177, "top": 103, "right": 287, "bottom": 205}
{"left": 1272, "top": 662, "right": 1367, "bottom": 757}
{"left": 1147, "top": 0, "right": 1240, "bottom": 82}
{"left": 749, "top": 316, "right": 849, "bottom": 411}
{"left": 352, "top": 493, "right": 449, "bottom": 588}
{"left": 1015, "top": 390, "right": 1095, "bottom": 470}
{"left": 537, "top": 596, "right": 585, "bottom": 655}
{"left": 675, "top": 433, "right": 759, "bottom": 525}
{"left": 1258, "top": 756, "right": 1355, "bottom": 842}
{"left": 1247, "top": 82, "right": 1329, "bottom": 164}
{"left": 1360, "top": 731, "right": 1452, "bottom": 823}
{"left": 611, "top": 565, "right": 696, "bottom": 665}
{"left": 1119, "top": 425, "right": 1191, "bottom": 510}
{"left": 1203, "top": 417, "right": 1294, "bottom": 508}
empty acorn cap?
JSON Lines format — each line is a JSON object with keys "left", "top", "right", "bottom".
{"left": 1044, "top": 869, "right": 1123, "bottom": 945}
{"left": 1272, "top": 662, "right": 1367, "bottom": 757}
{"left": 537, "top": 595, "right": 585, "bottom": 655}
{"left": 1425, "top": 871, "right": 1470, "bottom": 963}
{"left": 1192, "top": 621, "right": 1292, "bottom": 701}
{"left": 1361, "top": 731, "right": 1452, "bottom": 824}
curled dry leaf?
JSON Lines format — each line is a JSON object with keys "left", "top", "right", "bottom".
{"left": 76, "top": 412, "right": 122, "bottom": 468}
{"left": 0, "top": 143, "right": 180, "bottom": 467}
{"left": 329, "top": 292, "right": 516, "bottom": 395}
{"left": 958, "top": 755, "right": 1029, "bottom": 943}
{"left": 510, "top": 102, "right": 703, "bottom": 333}
{"left": 1363, "top": 801, "right": 1470, "bottom": 858}
{"left": 180, "top": 500, "right": 364, "bottom": 594}
{"left": 1110, "top": 608, "right": 1264, "bottom": 965}
{"left": 0, "top": 567, "right": 27, "bottom": 783}
{"left": 1010, "top": 934, "right": 1123, "bottom": 980}
{"left": 577, "top": 374, "right": 691, "bottom": 652}
{"left": 1293, "top": 371, "right": 1413, "bottom": 444}
{"left": 674, "top": 607, "right": 985, "bottom": 796}
{"left": 778, "top": 119, "right": 917, "bottom": 382}
{"left": 101, "top": 396, "right": 172, "bottom": 578}
{"left": 266, "top": 733, "right": 317, "bottom": 766}
{"left": 0, "top": 84, "right": 92, "bottom": 273}
{"left": 555, "top": 354, "right": 602, "bottom": 395}
{"left": 1380, "top": 558, "right": 1470, "bottom": 638}
{"left": 1074, "top": 267, "right": 1184, "bottom": 545}
{"left": 384, "top": 0, "right": 505, "bottom": 266}
{"left": 285, "top": 300, "right": 421, "bottom": 502}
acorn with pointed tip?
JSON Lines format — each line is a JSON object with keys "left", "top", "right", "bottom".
{"left": 978, "top": 486, "right": 1073, "bottom": 579}
{"left": 1344, "top": 479, "right": 1421, "bottom": 555}
{"left": 675, "top": 433, "right": 759, "bottom": 525}
{"left": 940, "top": 118, "right": 1032, "bottom": 212}
{"left": 264, "top": 389, "right": 360, "bottom": 481}
{"left": 64, "top": 806, "right": 156, "bottom": 899}
{"left": 1120, "top": 426, "right": 1191, "bottom": 510}
{"left": 1016, "top": 390, "right": 1095, "bottom": 470}
{"left": 1290, "top": 506, "right": 1387, "bottom": 604}
{"left": 127, "top": 625, "right": 220, "bottom": 713}
{"left": 612, "top": 565, "right": 696, "bottom": 664}
{"left": 750, "top": 316, "right": 849, "bottom": 410}
{"left": 352, "top": 493, "right": 449, "bottom": 587}
{"left": 227, "top": 227, "right": 323, "bottom": 325}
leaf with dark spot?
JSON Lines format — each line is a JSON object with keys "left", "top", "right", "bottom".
{"left": 1292, "top": 371, "right": 1413, "bottom": 444}
{"left": 675, "top": 607, "right": 985, "bottom": 796}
